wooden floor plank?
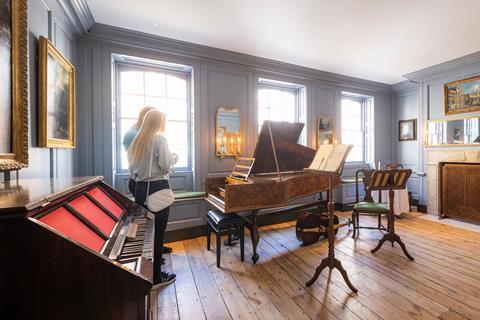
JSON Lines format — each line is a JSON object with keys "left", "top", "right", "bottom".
{"left": 208, "top": 234, "right": 286, "bottom": 320}
{"left": 168, "top": 241, "right": 206, "bottom": 320}
{"left": 196, "top": 237, "right": 260, "bottom": 320}
{"left": 155, "top": 254, "right": 178, "bottom": 320}
{"left": 184, "top": 239, "right": 232, "bottom": 320}
{"left": 156, "top": 212, "right": 480, "bottom": 320}
{"left": 219, "top": 234, "right": 310, "bottom": 320}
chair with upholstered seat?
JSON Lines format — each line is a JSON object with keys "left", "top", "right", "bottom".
{"left": 351, "top": 169, "right": 389, "bottom": 238}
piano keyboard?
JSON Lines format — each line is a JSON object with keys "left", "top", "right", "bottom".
{"left": 117, "top": 215, "right": 154, "bottom": 263}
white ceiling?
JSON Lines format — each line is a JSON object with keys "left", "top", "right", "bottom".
{"left": 86, "top": 0, "right": 480, "bottom": 84}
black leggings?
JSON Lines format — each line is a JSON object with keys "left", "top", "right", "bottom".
{"left": 132, "top": 179, "right": 171, "bottom": 284}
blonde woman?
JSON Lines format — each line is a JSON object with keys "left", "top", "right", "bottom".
{"left": 128, "top": 110, "right": 177, "bottom": 287}
{"left": 124, "top": 106, "right": 173, "bottom": 255}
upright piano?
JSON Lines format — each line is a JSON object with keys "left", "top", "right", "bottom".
{"left": 205, "top": 121, "right": 340, "bottom": 263}
{"left": 0, "top": 176, "right": 153, "bottom": 319}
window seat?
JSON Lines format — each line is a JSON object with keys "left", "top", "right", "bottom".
{"left": 341, "top": 177, "right": 357, "bottom": 184}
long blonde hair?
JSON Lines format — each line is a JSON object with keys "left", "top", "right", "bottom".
{"left": 135, "top": 106, "right": 155, "bottom": 128}
{"left": 128, "top": 110, "right": 167, "bottom": 167}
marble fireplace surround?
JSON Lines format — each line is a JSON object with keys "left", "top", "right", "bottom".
{"left": 426, "top": 149, "right": 480, "bottom": 215}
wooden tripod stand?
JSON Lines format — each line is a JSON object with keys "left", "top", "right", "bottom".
{"left": 306, "top": 174, "right": 358, "bottom": 293}
{"left": 370, "top": 169, "right": 414, "bottom": 260}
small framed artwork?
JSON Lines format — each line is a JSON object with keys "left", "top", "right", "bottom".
{"left": 399, "top": 119, "right": 417, "bottom": 141}
{"left": 444, "top": 75, "right": 480, "bottom": 115}
{"left": 453, "top": 127, "right": 463, "bottom": 144}
{"left": 39, "top": 36, "right": 75, "bottom": 148}
{"left": 316, "top": 116, "right": 334, "bottom": 148}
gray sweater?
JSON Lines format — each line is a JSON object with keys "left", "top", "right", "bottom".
{"left": 129, "top": 135, "right": 176, "bottom": 181}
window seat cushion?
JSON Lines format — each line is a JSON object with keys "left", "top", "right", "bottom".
{"left": 173, "top": 191, "right": 206, "bottom": 200}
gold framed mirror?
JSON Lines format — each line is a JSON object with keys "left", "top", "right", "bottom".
{"left": 216, "top": 107, "right": 241, "bottom": 158}
{"left": 426, "top": 115, "right": 480, "bottom": 146}
{"left": 316, "top": 116, "right": 334, "bottom": 148}
{"left": 0, "top": 0, "right": 28, "bottom": 172}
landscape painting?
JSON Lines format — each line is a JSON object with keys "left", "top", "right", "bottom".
{"left": 445, "top": 76, "right": 480, "bottom": 115}
{"left": 39, "top": 37, "right": 75, "bottom": 148}
{"left": 0, "top": 0, "right": 12, "bottom": 154}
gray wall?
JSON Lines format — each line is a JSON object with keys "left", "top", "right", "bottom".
{"left": 75, "top": 24, "right": 394, "bottom": 230}
{"left": 0, "top": 0, "right": 78, "bottom": 181}
{"left": 393, "top": 51, "right": 480, "bottom": 206}
{"left": 392, "top": 81, "right": 423, "bottom": 202}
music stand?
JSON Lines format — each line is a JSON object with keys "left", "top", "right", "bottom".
{"left": 305, "top": 143, "right": 357, "bottom": 293}
{"left": 369, "top": 169, "right": 414, "bottom": 260}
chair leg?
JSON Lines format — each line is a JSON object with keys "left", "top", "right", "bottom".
{"left": 216, "top": 231, "right": 221, "bottom": 268}
{"left": 378, "top": 215, "right": 381, "bottom": 229}
{"left": 206, "top": 222, "right": 211, "bottom": 251}
{"left": 351, "top": 211, "right": 356, "bottom": 239}
{"left": 240, "top": 226, "right": 244, "bottom": 262}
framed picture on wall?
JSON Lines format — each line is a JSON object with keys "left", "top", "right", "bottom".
{"left": 39, "top": 36, "right": 76, "bottom": 148}
{"left": 444, "top": 75, "right": 480, "bottom": 115}
{"left": 0, "top": 0, "right": 29, "bottom": 172}
{"left": 399, "top": 119, "right": 417, "bottom": 141}
{"left": 316, "top": 116, "right": 334, "bottom": 148}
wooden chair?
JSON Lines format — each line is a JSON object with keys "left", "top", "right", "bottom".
{"left": 351, "top": 169, "right": 389, "bottom": 238}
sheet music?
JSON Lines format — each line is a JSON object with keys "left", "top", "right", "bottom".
{"left": 308, "top": 144, "right": 352, "bottom": 173}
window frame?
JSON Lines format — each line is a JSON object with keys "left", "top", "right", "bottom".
{"left": 257, "top": 79, "right": 307, "bottom": 144}
{"left": 114, "top": 61, "right": 194, "bottom": 174}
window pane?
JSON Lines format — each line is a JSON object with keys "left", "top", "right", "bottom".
{"left": 170, "top": 144, "right": 188, "bottom": 168}
{"left": 166, "top": 99, "right": 187, "bottom": 121}
{"left": 165, "top": 121, "right": 188, "bottom": 146}
{"left": 268, "top": 89, "right": 282, "bottom": 108}
{"left": 145, "top": 72, "right": 166, "bottom": 97}
{"left": 120, "top": 71, "right": 144, "bottom": 95}
{"left": 145, "top": 96, "right": 166, "bottom": 112}
{"left": 120, "top": 94, "right": 145, "bottom": 118}
{"left": 258, "top": 89, "right": 268, "bottom": 108}
{"left": 166, "top": 75, "right": 187, "bottom": 99}
{"left": 120, "top": 118, "right": 137, "bottom": 170}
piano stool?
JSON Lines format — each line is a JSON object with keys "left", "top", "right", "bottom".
{"left": 206, "top": 210, "right": 245, "bottom": 268}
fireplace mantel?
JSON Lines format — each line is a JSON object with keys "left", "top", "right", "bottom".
{"left": 426, "top": 149, "right": 480, "bottom": 214}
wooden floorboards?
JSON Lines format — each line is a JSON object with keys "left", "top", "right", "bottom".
{"left": 153, "top": 212, "right": 480, "bottom": 319}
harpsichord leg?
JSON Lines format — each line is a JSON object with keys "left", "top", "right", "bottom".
{"left": 251, "top": 210, "right": 260, "bottom": 263}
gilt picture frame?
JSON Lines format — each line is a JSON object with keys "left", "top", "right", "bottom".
{"left": 216, "top": 107, "right": 241, "bottom": 158}
{"left": 444, "top": 75, "right": 480, "bottom": 115}
{"left": 316, "top": 116, "right": 334, "bottom": 148}
{"left": 39, "top": 36, "right": 75, "bottom": 148}
{"left": 0, "top": 0, "right": 28, "bottom": 172}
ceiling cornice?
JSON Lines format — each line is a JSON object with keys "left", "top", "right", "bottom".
{"left": 85, "top": 23, "right": 393, "bottom": 94}
{"left": 391, "top": 81, "right": 420, "bottom": 95}
{"left": 403, "top": 51, "right": 480, "bottom": 82}
{"left": 56, "top": 0, "right": 95, "bottom": 35}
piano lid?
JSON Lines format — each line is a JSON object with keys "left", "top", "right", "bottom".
{"left": 250, "top": 121, "right": 316, "bottom": 175}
